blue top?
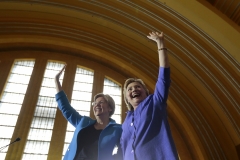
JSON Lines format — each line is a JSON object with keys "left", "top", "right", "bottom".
{"left": 56, "top": 91, "right": 123, "bottom": 160}
{"left": 121, "top": 67, "right": 178, "bottom": 160}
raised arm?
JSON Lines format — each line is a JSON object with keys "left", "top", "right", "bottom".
{"left": 54, "top": 64, "right": 84, "bottom": 126}
{"left": 55, "top": 64, "right": 66, "bottom": 93}
{"left": 147, "top": 32, "right": 169, "bottom": 68}
{"left": 148, "top": 32, "right": 171, "bottom": 104}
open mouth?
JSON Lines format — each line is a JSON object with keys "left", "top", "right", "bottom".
{"left": 95, "top": 108, "right": 102, "bottom": 111}
{"left": 132, "top": 94, "right": 140, "bottom": 98}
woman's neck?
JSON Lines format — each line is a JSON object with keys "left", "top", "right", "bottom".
{"left": 94, "top": 116, "right": 110, "bottom": 130}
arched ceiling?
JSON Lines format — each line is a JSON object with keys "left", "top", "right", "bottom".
{"left": 203, "top": 0, "right": 240, "bottom": 26}
{"left": 0, "top": 0, "right": 239, "bottom": 160}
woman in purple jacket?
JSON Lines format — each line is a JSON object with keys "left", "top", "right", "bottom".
{"left": 55, "top": 65, "right": 122, "bottom": 160}
{"left": 121, "top": 32, "right": 179, "bottom": 160}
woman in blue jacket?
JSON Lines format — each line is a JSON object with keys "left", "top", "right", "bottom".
{"left": 121, "top": 32, "right": 178, "bottom": 160}
{"left": 55, "top": 65, "right": 122, "bottom": 160}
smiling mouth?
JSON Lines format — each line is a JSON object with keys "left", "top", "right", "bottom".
{"left": 95, "top": 108, "right": 102, "bottom": 111}
{"left": 132, "top": 95, "right": 140, "bottom": 98}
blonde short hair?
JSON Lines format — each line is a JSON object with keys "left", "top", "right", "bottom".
{"left": 94, "top": 93, "right": 115, "bottom": 117}
{"left": 123, "top": 78, "right": 149, "bottom": 111}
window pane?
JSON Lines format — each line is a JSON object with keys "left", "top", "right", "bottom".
{"left": 0, "top": 103, "right": 21, "bottom": 114}
{"left": 1, "top": 92, "right": 25, "bottom": 104}
{"left": 27, "top": 129, "right": 52, "bottom": 141}
{"left": 22, "top": 154, "right": 47, "bottom": 160}
{"left": 24, "top": 140, "right": 50, "bottom": 154}
{"left": 22, "top": 62, "right": 65, "bottom": 160}
{"left": 103, "top": 78, "right": 122, "bottom": 124}
{"left": 34, "top": 106, "right": 56, "bottom": 118}
{"left": 0, "top": 60, "right": 35, "bottom": 159}
{"left": 0, "top": 126, "right": 14, "bottom": 138}
{"left": 62, "top": 66, "right": 94, "bottom": 156}
{"left": 71, "top": 100, "right": 91, "bottom": 111}
{"left": 4, "top": 83, "right": 28, "bottom": 93}
{"left": 72, "top": 91, "right": 92, "bottom": 100}
{"left": 0, "top": 114, "right": 18, "bottom": 126}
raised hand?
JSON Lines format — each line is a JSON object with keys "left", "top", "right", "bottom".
{"left": 147, "top": 31, "right": 164, "bottom": 43}
{"left": 55, "top": 65, "right": 66, "bottom": 81}
{"left": 55, "top": 64, "right": 67, "bottom": 93}
{"left": 147, "top": 31, "right": 169, "bottom": 67}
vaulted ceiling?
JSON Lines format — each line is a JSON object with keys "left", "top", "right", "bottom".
{"left": 204, "top": 0, "right": 240, "bottom": 25}
{"left": 0, "top": 0, "right": 239, "bottom": 160}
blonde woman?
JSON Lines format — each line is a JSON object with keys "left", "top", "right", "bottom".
{"left": 121, "top": 32, "right": 178, "bottom": 160}
{"left": 55, "top": 65, "right": 122, "bottom": 160}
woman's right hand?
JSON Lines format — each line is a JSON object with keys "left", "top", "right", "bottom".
{"left": 55, "top": 64, "right": 67, "bottom": 93}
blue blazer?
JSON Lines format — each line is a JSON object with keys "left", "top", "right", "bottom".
{"left": 56, "top": 91, "right": 122, "bottom": 160}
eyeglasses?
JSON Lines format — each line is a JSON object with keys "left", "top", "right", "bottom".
{"left": 92, "top": 101, "right": 106, "bottom": 107}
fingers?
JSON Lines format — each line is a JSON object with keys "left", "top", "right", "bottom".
{"left": 147, "top": 32, "right": 156, "bottom": 39}
{"left": 60, "top": 64, "right": 67, "bottom": 73}
{"left": 148, "top": 31, "right": 164, "bottom": 37}
{"left": 58, "top": 65, "right": 66, "bottom": 75}
{"left": 155, "top": 32, "right": 163, "bottom": 36}
{"left": 55, "top": 64, "right": 67, "bottom": 79}
{"left": 149, "top": 32, "right": 156, "bottom": 36}
{"left": 147, "top": 31, "right": 164, "bottom": 40}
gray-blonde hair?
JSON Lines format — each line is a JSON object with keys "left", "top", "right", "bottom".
{"left": 123, "top": 78, "right": 149, "bottom": 111}
{"left": 94, "top": 93, "right": 115, "bottom": 117}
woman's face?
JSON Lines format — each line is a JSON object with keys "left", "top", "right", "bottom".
{"left": 126, "top": 82, "right": 148, "bottom": 110}
{"left": 93, "top": 97, "right": 112, "bottom": 117}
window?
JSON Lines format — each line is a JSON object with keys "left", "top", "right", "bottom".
{"left": 0, "top": 60, "right": 35, "bottom": 160}
{"left": 62, "top": 66, "right": 94, "bottom": 158}
{"left": 0, "top": 59, "right": 123, "bottom": 159}
{"left": 103, "top": 78, "right": 122, "bottom": 124}
{"left": 22, "top": 62, "right": 65, "bottom": 160}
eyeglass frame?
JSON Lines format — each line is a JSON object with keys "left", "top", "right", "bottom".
{"left": 91, "top": 100, "right": 106, "bottom": 107}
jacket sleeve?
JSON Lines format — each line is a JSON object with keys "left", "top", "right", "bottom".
{"left": 154, "top": 67, "right": 171, "bottom": 107}
{"left": 55, "top": 90, "right": 82, "bottom": 127}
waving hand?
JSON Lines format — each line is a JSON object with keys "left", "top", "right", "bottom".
{"left": 55, "top": 64, "right": 66, "bottom": 93}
